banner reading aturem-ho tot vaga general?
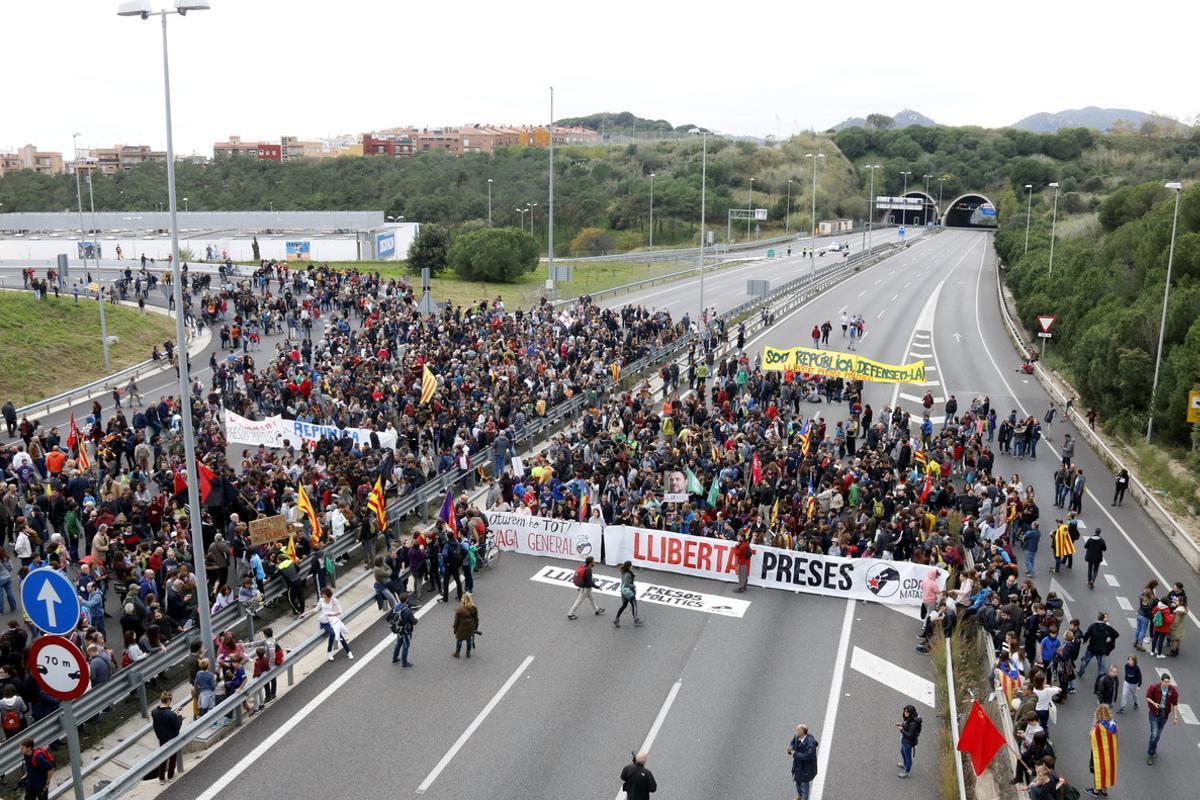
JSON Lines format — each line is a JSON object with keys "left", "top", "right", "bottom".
{"left": 485, "top": 510, "right": 601, "bottom": 562}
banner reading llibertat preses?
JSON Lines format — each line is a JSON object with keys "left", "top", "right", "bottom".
{"left": 485, "top": 511, "right": 602, "bottom": 562}
{"left": 761, "top": 345, "right": 925, "bottom": 384}
{"left": 601, "top": 526, "right": 945, "bottom": 606}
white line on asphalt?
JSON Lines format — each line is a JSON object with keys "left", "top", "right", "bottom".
{"left": 1116, "top": 596, "right": 1133, "bottom": 611}
{"left": 858, "top": 290, "right": 866, "bottom": 297}
{"left": 970, "top": 237, "right": 1200, "bottom": 633}
{"left": 904, "top": 281, "right": 911, "bottom": 289}
{"left": 877, "top": 309, "right": 886, "bottom": 318}
{"left": 1104, "top": 574, "right": 1120, "bottom": 587}
{"left": 812, "top": 599, "right": 855, "bottom": 800}
{"left": 1127, "top": 618, "right": 1138, "bottom": 629}
{"left": 891, "top": 294, "right": 899, "bottom": 302}
{"left": 614, "top": 680, "right": 683, "bottom": 800}
{"left": 850, "top": 646, "right": 935, "bottom": 708}
{"left": 875, "top": 279, "right": 883, "bottom": 285}
{"left": 196, "top": 599, "right": 441, "bottom": 800}
{"left": 925, "top": 365, "right": 937, "bottom": 372}
{"left": 1179, "top": 704, "right": 1199, "bottom": 725}
{"left": 417, "top": 655, "right": 536, "bottom": 794}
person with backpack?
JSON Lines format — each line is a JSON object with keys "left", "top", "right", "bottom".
{"left": 1149, "top": 600, "right": 1175, "bottom": 658}
{"left": 389, "top": 592, "right": 418, "bottom": 668}
{"left": 1, "top": 686, "right": 29, "bottom": 740}
{"left": 895, "top": 704, "right": 922, "bottom": 778}
{"left": 19, "top": 737, "right": 55, "bottom": 800}
{"left": 566, "top": 556, "right": 605, "bottom": 620}
{"left": 612, "top": 561, "right": 642, "bottom": 627}
{"left": 440, "top": 533, "right": 465, "bottom": 604}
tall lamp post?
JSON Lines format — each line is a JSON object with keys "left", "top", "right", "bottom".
{"left": 182, "top": 196, "right": 189, "bottom": 213}
{"left": 689, "top": 128, "right": 708, "bottom": 329}
{"left": 1047, "top": 182, "right": 1060, "bottom": 274}
{"left": 547, "top": 86, "right": 555, "bottom": 298}
{"left": 862, "top": 164, "right": 880, "bottom": 252}
{"left": 1023, "top": 184, "right": 1034, "bottom": 254}
{"left": 119, "top": 0, "right": 216, "bottom": 657}
{"left": 785, "top": 178, "right": 792, "bottom": 236}
{"left": 937, "top": 176, "right": 946, "bottom": 222}
{"left": 923, "top": 173, "right": 933, "bottom": 225}
{"left": 746, "top": 177, "right": 755, "bottom": 240}
{"left": 73, "top": 133, "right": 111, "bottom": 370}
{"left": 648, "top": 172, "right": 655, "bottom": 249}
{"left": 900, "top": 171, "right": 912, "bottom": 225}
{"left": 516, "top": 206, "right": 529, "bottom": 231}
{"left": 805, "top": 152, "right": 825, "bottom": 274}
{"left": 486, "top": 179, "right": 492, "bottom": 226}
{"left": 1146, "top": 181, "right": 1184, "bottom": 444}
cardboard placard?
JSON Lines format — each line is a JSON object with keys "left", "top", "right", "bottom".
{"left": 248, "top": 515, "right": 289, "bottom": 547}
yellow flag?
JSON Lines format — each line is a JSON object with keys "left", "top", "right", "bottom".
{"left": 296, "top": 483, "right": 323, "bottom": 543}
{"left": 420, "top": 364, "right": 437, "bottom": 405}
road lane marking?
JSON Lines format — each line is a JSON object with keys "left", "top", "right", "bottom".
{"left": 875, "top": 279, "right": 883, "bottom": 285}
{"left": 1115, "top": 596, "right": 1133, "bottom": 611}
{"left": 1103, "top": 574, "right": 1119, "bottom": 587}
{"left": 530, "top": 566, "right": 750, "bottom": 618}
{"left": 417, "top": 655, "right": 536, "bottom": 794}
{"left": 812, "top": 599, "right": 855, "bottom": 800}
{"left": 196, "top": 598, "right": 440, "bottom": 800}
{"left": 891, "top": 294, "right": 900, "bottom": 302}
{"left": 858, "top": 290, "right": 866, "bottom": 297}
{"left": 614, "top": 680, "right": 684, "bottom": 800}
{"left": 850, "top": 646, "right": 935, "bottom": 708}
{"left": 877, "top": 309, "right": 886, "bottom": 318}
{"left": 969, "top": 236, "right": 1200, "bottom": 633}
{"left": 1127, "top": 618, "right": 1138, "bottom": 629}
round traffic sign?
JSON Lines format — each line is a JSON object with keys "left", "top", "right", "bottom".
{"left": 28, "top": 636, "right": 90, "bottom": 702}
{"left": 20, "top": 568, "right": 82, "bottom": 636}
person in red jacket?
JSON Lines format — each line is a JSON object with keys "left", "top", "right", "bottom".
{"left": 733, "top": 534, "right": 755, "bottom": 593}
{"left": 810, "top": 325, "right": 821, "bottom": 349}
{"left": 1145, "top": 673, "right": 1180, "bottom": 765}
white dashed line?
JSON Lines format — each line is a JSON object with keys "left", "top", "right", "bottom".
{"left": 877, "top": 309, "right": 885, "bottom": 318}
{"left": 1104, "top": 574, "right": 1119, "bottom": 587}
{"left": 1116, "top": 596, "right": 1133, "bottom": 611}
{"left": 891, "top": 294, "right": 899, "bottom": 302}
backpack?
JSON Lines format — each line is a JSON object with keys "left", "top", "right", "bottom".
{"left": 32, "top": 747, "right": 55, "bottom": 769}
{"left": 1152, "top": 609, "right": 1165, "bottom": 628}
{"left": 387, "top": 606, "right": 411, "bottom": 635}
{"left": 573, "top": 565, "right": 588, "bottom": 587}
{"left": 274, "top": 644, "right": 285, "bottom": 666}
{"left": 2, "top": 708, "right": 21, "bottom": 733}
{"left": 873, "top": 499, "right": 885, "bottom": 519}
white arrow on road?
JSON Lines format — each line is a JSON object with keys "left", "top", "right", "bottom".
{"left": 36, "top": 579, "right": 62, "bottom": 629}
{"left": 952, "top": 333, "right": 963, "bottom": 342}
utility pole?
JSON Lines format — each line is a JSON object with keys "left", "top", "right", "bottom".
{"left": 547, "top": 86, "right": 555, "bottom": 299}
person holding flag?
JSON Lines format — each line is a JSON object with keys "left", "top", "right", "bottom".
{"left": 1087, "top": 704, "right": 1118, "bottom": 797}
{"left": 68, "top": 414, "right": 90, "bottom": 471}
{"left": 420, "top": 364, "right": 437, "bottom": 405}
{"left": 367, "top": 478, "right": 387, "bottom": 537}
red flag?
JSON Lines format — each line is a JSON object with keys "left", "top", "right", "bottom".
{"left": 750, "top": 452, "right": 763, "bottom": 486}
{"left": 918, "top": 474, "right": 933, "bottom": 505}
{"left": 173, "top": 466, "right": 187, "bottom": 497}
{"left": 1089, "top": 720, "right": 1118, "bottom": 791}
{"left": 956, "top": 700, "right": 1006, "bottom": 777}
{"left": 195, "top": 459, "right": 215, "bottom": 505}
{"left": 438, "top": 489, "right": 458, "bottom": 538}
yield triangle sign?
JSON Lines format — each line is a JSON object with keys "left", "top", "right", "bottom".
{"left": 1036, "top": 315, "right": 1056, "bottom": 333}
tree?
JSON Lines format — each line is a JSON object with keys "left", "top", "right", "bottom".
{"left": 407, "top": 224, "right": 450, "bottom": 276}
{"left": 570, "top": 227, "right": 614, "bottom": 255}
{"left": 866, "top": 113, "right": 895, "bottom": 130}
{"left": 449, "top": 227, "right": 538, "bottom": 282}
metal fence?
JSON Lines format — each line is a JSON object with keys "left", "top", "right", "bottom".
{"left": 37, "top": 232, "right": 917, "bottom": 799}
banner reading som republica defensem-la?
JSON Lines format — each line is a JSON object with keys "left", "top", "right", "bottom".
{"left": 761, "top": 345, "right": 925, "bottom": 384}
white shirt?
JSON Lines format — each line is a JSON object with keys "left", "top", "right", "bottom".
{"left": 317, "top": 596, "right": 342, "bottom": 625}
{"left": 14, "top": 531, "right": 32, "bottom": 559}
{"left": 1033, "top": 686, "right": 1059, "bottom": 711}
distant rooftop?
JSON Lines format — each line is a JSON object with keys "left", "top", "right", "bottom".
{"left": 0, "top": 210, "right": 386, "bottom": 234}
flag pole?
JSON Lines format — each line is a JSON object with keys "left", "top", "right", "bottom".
{"left": 945, "top": 637, "right": 968, "bottom": 800}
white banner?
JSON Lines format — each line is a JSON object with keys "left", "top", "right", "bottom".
{"left": 602, "top": 527, "right": 945, "bottom": 606}
{"left": 485, "top": 511, "right": 601, "bottom": 562}
{"left": 223, "top": 410, "right": 398, "bottom": 451}
{"left": 529, "top": 565, "right": 750, "bottom": 618}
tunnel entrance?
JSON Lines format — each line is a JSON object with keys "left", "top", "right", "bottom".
{"left": 875, "top": 191, "right": 938, "bottom": 228}
{"left": 943, "top": 194, "right": 998, "bottom": 228}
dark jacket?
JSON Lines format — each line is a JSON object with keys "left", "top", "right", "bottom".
{"left": 790, "top": 733, "right": 819, "bottom": 783}
{"left": 619, "top": 761, "right": 657, "bottom": 800}
{"left": 1094, "top": 672, "right": 1119, "bottom": 705}
{"left": 452, "top": 604, "right": 478, "bottom": 641}
{"left": 1082, "top": 621, "right": 1118, "bottom": 656}
{"left": 151, "top": 705, "right": 183, "bottom": 744}
{"left": 900, "top": 715, "right": 922, "bottom": 746}
{"left": 1082, "top": 535, "right": 1106, "bottom": 564}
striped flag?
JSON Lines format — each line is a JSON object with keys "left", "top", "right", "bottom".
{"left": 770, "top": 497, "right": 780, "bottom": 527}
{"left": 609, "top": 363, "right": 621, "bottom": 383}
{"left": 438, "top": 489, "right": 458, "bottom": 538}
{"left": 997, "top": 660, "right": 1022, "bottom": 703}
{"left": 912, "top": 437, "right": 926, "bottom": 469}
{"left": 805, "top": 481, "right": 817, "bottom": 520}
{"left": 1089, "top": 719, "right": 1118, "bottom": 791}
{"left": 367, "top": 477, "right": 387, "bottom": 534}
{"left": 283, "top": 534, "right": 298, "bottom": 563}
{"left": 577, "top": 490, "right": 590, "bottom": 522}
{"left": 296, "top": 483, "right": 323, "bottom": 544}
{"left": 420, "top": 364, "right": 437, "bottom": 405}
{"left": 798, "top": 420, "right": 812, "bottom": 455}
{"left": 69, "top": 414, "right": 90, "bottom": 470}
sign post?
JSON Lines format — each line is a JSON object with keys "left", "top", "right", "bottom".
{"left": 27, "top": 635, "right": 90, "bottom": 800}
{"left": 1187, "top": 390, "right": 1200, "bottom": 424}
{"left": 1036, "top": 315, "right": 1056, "bottom": 352}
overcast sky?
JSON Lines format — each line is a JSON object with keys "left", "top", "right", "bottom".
{"left": 4, "top": 0, "right": 1194, "bottom": 157}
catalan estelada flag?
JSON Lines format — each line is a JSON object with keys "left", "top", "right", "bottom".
{"left": 69, "top": 414, "right": 90, "bottom": 470}
{"left": 609, "top": 363, "right": 620, "bottom": 383}
{"left": 997, "top": 660, "right": 1022, "bottom": 703}
{"left": 912, "top": 437, "right": 926, "bottom": 469}
{"left": 367, "top": 477, "right": 387, "bottom": 533}
{"left": 805, "top": 481, "right": 817, "bottom": 520}
{"left": 1089, "top": 719, "right": 1118, "bottom": 791}
{"left": 420, "top": 364, "right": 437, "bottom": 405}
{"left": 296, "top": 483, "right": 323, "bottom": 544}
{"left": 798, "top": 420, "right": 811, "bottom": 455}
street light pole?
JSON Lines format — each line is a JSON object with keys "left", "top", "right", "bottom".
{"left": 120, "top": 0, "right": 215, "bottom": 659}
{"left": 517, "top": 206, "right": 529, "bottom": 231}
{"left": 182, "top": 196, "right": 188, "bottom": 213}
{"left": 74, "top": 133, "right": 111, "bottom": 370}
{"left": 747, "top": 178, "right": 754, "bottom": 240}
{"left": 1146, "top": 181, "right": 1183, "bottom": 444}
{"left": 547, "top": 86, "right": 555, "bottom": 298}
{"left": 805, "top": 153, "right": 825, "bottom": 274}
{"left": 1023, "top": 184, "right": 1034, "bottom": 254}
{"left": 648, "top": 172, "right": 655, "bottom": 250}
{"left": 937, "top": 177, "right": 946, "bottom": 223}
{"left": 900, "top": 171, "right": 912, "bottom": 225}
{"left": 785, "top": 179, "right": 792, "bottom": 236}
{"left": 85, "top": 173, "right": 111, "bottom": 370}
{"left": 923, "top": 174, "right": 933, "bottom": 225}
{"left": 1047, "top": 182, "right": 1060, "bottom": 274}
{"left": 691, "top": 128, "right": 707, "bottom": 330}
{"left": 487, "top": 179, "right": 492, "bottom": 226}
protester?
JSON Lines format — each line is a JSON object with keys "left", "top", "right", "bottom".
{"left": 452, "top": 593, "right": 479, "bottom": 658}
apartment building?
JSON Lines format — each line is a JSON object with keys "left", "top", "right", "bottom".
{"left": 213, "top": 135, "right": 267, "bottom": 159}
{"left": 0, "top": 145, "right": 64, "bottom": 176}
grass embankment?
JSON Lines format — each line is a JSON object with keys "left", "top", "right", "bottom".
{"left": 0, "top": 293, "right": 176, "bottom": 407}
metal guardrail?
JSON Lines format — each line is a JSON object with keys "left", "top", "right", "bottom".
{"left": 54, "top": 236, "right": 914, "bottom": 799}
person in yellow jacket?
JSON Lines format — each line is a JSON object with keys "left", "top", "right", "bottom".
{"left": 1052, "top": 519, "right": 1077, "bottom": 574}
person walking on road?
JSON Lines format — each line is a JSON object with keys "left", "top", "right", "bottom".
{"left": 1094, "top": 664, "right": 1120, "bottom": 707}
{"left": 389, "top": 593, "right": 417, "bottom": 668}
{"left": 619, "top": 752, "right": 657, "bottom": 800}
{"left": 1051, "top": 520, "right": 1075, "bottom": 574}
{"left": 1144, "top": 673, "right": 1180, "bottom": 765}
{"left": 1111, "top": 469, "right": 1129, "bottom": 506}
{"left": 788, "top": 724, "right": 819, "bottom": 800}
{"left": 1059, "top": 434, "right": 1074, "bottom": 467}
{"left": 151, "top": 691, "right": 184, "bottom": 784}
{"left": 1086, "top": 703, "right": 1118, "bottom": 797}
{"left": 613, "top": 561, "right": 642, "bottom": 627}
{"left": 1079, "top": 612, "right": 1119, "bottom": 682}
{"left": 895, "top": 704, "right": 922, "bottom": 778}
{"left": 1149, "top": 598, "right": 1175, "bottom": 658}
{"left": 1134, "top": 581, "right": 1160, "bottom": 652}
{"left": 452, "top": 593, "right": 479, "bottom": 658}
{"left": 1069, "top": 469, "right": 1086, "bottom": 514}
{"left": 317, "top": 587, "right": 353, "bottom": 662}
{"left": 1083, "top": 528, "right": 1107, "bottom": 589}
{"left": 1021, "top": 521, "right": 1041, "bottom": 577}
{"left": 567, "top": 556, "right": 606, "bottom": 620}
{"left": 1118, "top": 654, "right": 1141, "bottom": 713}
{"left": 732, "top": 534, "right": 755, "bottom": 593}
{"left": 19, "top": 738, "right": 55, "bottom": 800}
